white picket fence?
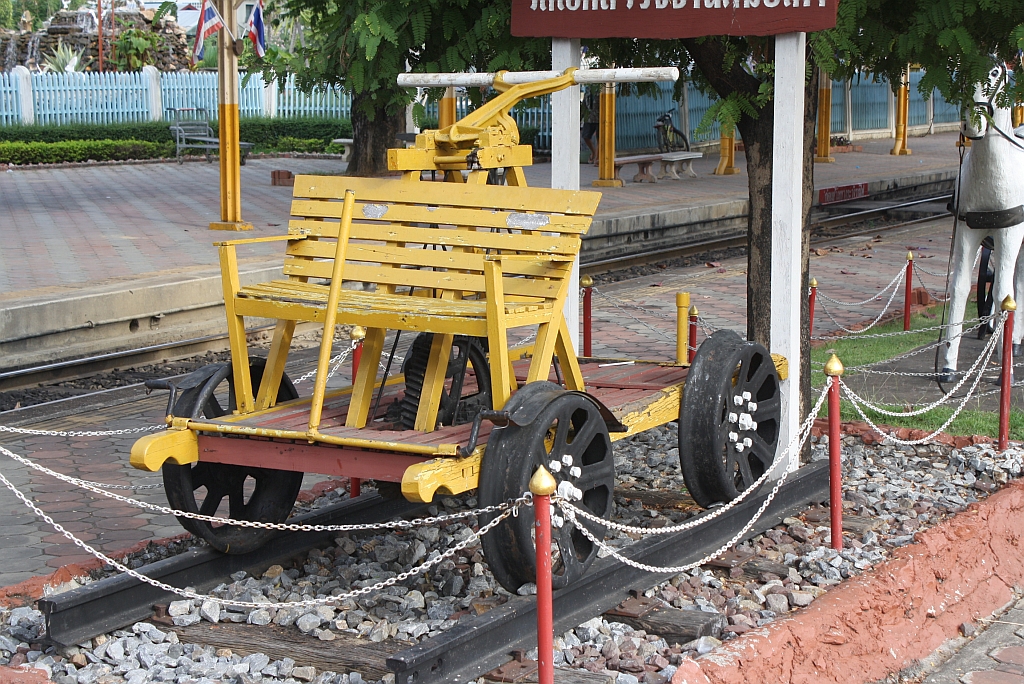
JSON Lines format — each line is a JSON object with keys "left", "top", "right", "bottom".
{"left": 0, "top": 69, "right": 353, "bottom": 125}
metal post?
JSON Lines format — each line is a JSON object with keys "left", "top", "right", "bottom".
{"left": 825, "top": 354, "right": 844, "bottom": 551}
{"left": 530, "top": 466, "right": 557, "bottom": 684}
{"left": 891, "top": 67, "right": 911, "bottom": 156}
{"left": 349, "top": 324, "right": 365, "bottom": 499}
{"left": 552, "top": 38, "right": 581, "bottom": 354}
{"left": 999, "top": 296, "right": 1016, "bottom": 451}
{"left": 815, "top": 70, "right": 834, "bottom": 163}
{"left": 581, "top": 275, "right": 593, "bottom": 357}
{"left": 593, "top": 83, "right": 622, "bottom": 187}
{"left": 904, "top": 252, "right": 913, "bottom": 332}
{"left": 676, "top": 292, "right": 690, "bottom": 365}
{"left": 439, "top": 87, "right": 457, "bottom": 128}
{"left": 210, "top": 0, "right": 252, "bottom": 231}
{"left": 96, "top": 0, "right": 104, "bottom": 73}
{"left": 714, "top": 125, "right": 739, "bottom": 175}
{"left": 809, "top": 278, "right": 817, "bottom": 337}
{"left": 688, "top": 305, "right": 698, "bottom": 364}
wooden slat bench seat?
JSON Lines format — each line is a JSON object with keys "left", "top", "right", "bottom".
{"left": 217, "top": 175, "right": 602, "bottom": 434}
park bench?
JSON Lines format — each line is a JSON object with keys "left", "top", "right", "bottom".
{"left": 614, "top": 150, "right": 702, "bottom": 183}
{"left": 216, "top": 174, "right": 601, "bottom": 433}
{"left": 170, "top": 121, "right": 254, "bottom": 165}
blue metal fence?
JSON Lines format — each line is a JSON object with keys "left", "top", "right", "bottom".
{"left": 277, "top": 74, "right": 350, "bottom": 118}
{"left": 908, "top": 70, "right": 928, "bottom": 127}
{"left": 850, "top": 74, "right": 890, "bottom": 131}
{"left": 831, "top": 79, "right": 847, "bottom": 134}
{"left": 0, "top": 72, "right": 19, "bottom": 126}
{"left": 933, "top": 89, "right": 960, "bottom": 123}
{"left": 160, "top": 71, "right": 218, "bottom": 114}
{"left": 33, "top": 70, "right": 150, "bottom": 126}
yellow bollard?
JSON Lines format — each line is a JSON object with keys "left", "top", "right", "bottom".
{"left": 713, "top": 126, "right": 740, "bottom": 175}
{"left": 815, "top": 71, "right": 835, "bottom": 163}
{"left": 676, "top": 292, "right": 690, "bottom": 365}
{"left": 891, "top": 67, "right": 911, "bottom": 156}
{"left": 593, "top": 83, "right": 623, "bottom": 188}
{"left": 1013, "top": 105, "right": 1023, "bottom": 129}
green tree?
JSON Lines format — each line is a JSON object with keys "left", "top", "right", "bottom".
{"left": 248, "top": 0, "right": 549, "bottom": 175}
{"left": 0, "top": 0, "right": 13, "bottom": 30}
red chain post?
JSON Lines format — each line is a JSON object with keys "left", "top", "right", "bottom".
{"left": 688, "top": 305, "right": 699, "bottom": 364}
{"left": 808, "top": 278, "right": 817, "bottom": 337}
{"left": 999, "top": 296, "right": 1016, "bottom": 451}
{"left": 348, "top": 326, "right": 365, "bottom": 498}
{"left": 581, "top": 275, "right": 594, "bottom": 357}
{"left": 904, "top": 251, "right": 914, "bottom": 332}
{"left": 530, "top": 466, "right": 557, "bottom": 684}
{"left": 826, "top": 354, "right": 845, "bottom": 551}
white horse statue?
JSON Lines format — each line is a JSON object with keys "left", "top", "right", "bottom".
{"left": 938, "top": 63, "right": 1024, "bottom": 380}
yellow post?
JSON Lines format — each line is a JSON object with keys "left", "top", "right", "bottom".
{"left": 713, "top": 126, "right": 739, "bottom": 175}
{"left": 815, "top": 71, "right": 835, "bottom": 163}
{"left": 593, "top": 83, "right": 623, "bottom": 188}
{"left": 1013, "top": 105, "right": 1023, "bottom": 129}
{"left": 676, "top": 292, "right": 690, "bottom": 365}
{"left": 439, "top": 87, "right": 458, "bottom": 129}
{"left": 891, "top": 67, "right": 911, "bottom": 156}
{"left": 209, "top": 0, "right": 252, "bottom": 231}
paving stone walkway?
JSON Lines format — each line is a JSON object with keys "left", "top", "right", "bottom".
{"left": 923, "top": 597, "right": 1024, "bottom": 684}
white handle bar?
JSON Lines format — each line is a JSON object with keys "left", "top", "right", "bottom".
{"left": 396, "top": 67, "right": 679, "bottom": 88}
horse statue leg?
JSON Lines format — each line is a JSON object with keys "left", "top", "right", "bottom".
{"left": 940, "top": 228, "right": 985, "bottom": 381}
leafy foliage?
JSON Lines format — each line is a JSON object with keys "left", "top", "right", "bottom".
{"left": 112, "top": 22, "right": 162, "bottom": 71}
{"left": 41, "top": 41, "right": 92, "bottom": 72}
{"left": 0, "top": 139, "right": 174, "bottom": 165}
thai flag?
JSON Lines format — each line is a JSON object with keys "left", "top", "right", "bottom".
{"left": 192, "top": 0, "right": 225, "bottom": 64}
{"left": 246, "top": 0, "right": 266, "bottom": 58}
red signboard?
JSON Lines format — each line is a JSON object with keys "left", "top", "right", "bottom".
{"left": 512, "top": 0, "right": 837, "bottom": 39}
{"left": 818, "top": 182, "right": 869, "bottom": 206}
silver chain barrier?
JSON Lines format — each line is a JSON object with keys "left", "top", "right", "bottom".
{"left": 815, "top": 271, "right": 904, "bottom": 335}
{"left": 913, "top": 263, "right": 950, "bottom": 279}
{"left": 565, "top": 382, "right": 830, "bottom": 539}
{"left": 592, "top": 289, "right": 676, "bottom": 344}
{"left": 0, "top": 461, "right": 521, "bottom": 609}
{"left": 559, "top": 381, "right": 828, "bottom": 574}
{"left": 816, "top": 266, "right": 905, "bottom": 308}
{"left": 839, "top": 334, "right": 998, "bottom": 446}
{"left": 913, "top": 269, "right": 950, "bottom": 303}
{"left": 292, "top": 340, "right": 357, "bottom": 385}
{"left": 838, "top": 315, "right": 1003, "bottom": 418}
{"left": 0, "top": 424, "right": 162, "bottom": 438}
{"left": 0, "top": 442, "right": 524, "bottom": 533}
{"left": 811, "top": 314, "right": 988, "bottom": 341}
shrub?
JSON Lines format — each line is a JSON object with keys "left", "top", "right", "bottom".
{"left": 0, "top": 139, "right": 174, "bottom": 165}
{"left": 274, "top": 136, "right": 326, "bottom": 153}
{"left": 0, "top": 116, "right": 352, "bottom": 147}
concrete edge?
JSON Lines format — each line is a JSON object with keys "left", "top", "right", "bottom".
{"left": 671, "top": 477, "right": 1024, "bottom": 684}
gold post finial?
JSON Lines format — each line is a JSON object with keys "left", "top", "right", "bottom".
{"left": 907, "top": 251, "right": 914, "bottom": 261}
{"left": 349, "top": 325, "right": 366, "bottom": 341}
{"left": 1002, "top": 295, "right": 1017, "bottom": 312}
{"left": 824, "top": 353, "right": 845, "bottom": 377}
{"left": 810, "top": 277, "right": 818, "bottom": 288}
{"left": 580, "top": 274, "right": 594, "bottom": 288}
{"left": 688, "top": 305, "right": 698, "bottom": 317}
{"left": 529, "top": 465, "right": 558, "bottom": 496}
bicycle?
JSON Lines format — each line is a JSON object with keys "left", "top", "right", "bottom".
{"left": 654, "top": 110, "right": 689, "bottom": 152}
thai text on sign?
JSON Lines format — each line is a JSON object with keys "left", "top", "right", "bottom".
{"left": 818, "top": 183, "right": 869, "bottom": 206}
{"left": 512, "top": 0, "right": 836, "bottom": 38}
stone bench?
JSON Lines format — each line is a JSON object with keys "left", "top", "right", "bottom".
{"left": 614, "top": 151, "right": 702, "bottom": 183}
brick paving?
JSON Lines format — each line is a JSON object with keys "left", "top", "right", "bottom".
{"left": 922, "top": 597, "right": 1024, "bottom": 684}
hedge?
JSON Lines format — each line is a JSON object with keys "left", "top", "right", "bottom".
{"left": 0, "top": 116, "right": 353, "bottom": 147}
{"left": 0, "top": 139, "right": 175, "bottom": 165}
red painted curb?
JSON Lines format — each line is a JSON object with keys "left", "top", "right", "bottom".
{"left": 678, "top": 478, "right": 1024, "bottom": 683}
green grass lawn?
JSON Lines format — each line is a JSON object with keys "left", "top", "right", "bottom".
{"left": 811, "top": 304, "right": 1023, "bottom": 440}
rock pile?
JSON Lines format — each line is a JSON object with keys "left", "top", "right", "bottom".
{"left": 1, "top": 425, "right": 1020, "bottom": 684}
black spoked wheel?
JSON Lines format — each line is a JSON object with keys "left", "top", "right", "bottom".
{"left": 399, "top": 333, "right": 491, "bottom": 430}
{"left": 162, "top": 358, "right": 305, "bottom": 554}
{"left": 479, "top": 385, "right": 614, "bottom": 592}
{"left": 678, "top": 331, "right": 782, "bottom": 508}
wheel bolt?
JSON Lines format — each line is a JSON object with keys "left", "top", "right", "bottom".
{"left": 733, "top": 395, "right": 744, "bottom": 406}
{"left": 728, "top": 431, "right": 739, "bottom": 442}
{"left": 728, "top": 412, "right": 738, "bottom": 423}
{"left": 557, "top": 481, "right": 575, "bottom": 499}
{"left": 569, "top": 466, "right": 582, "bottom": 478}
{"left": 548, "top": 460, "right": 562, "bottom": 473}
{"left": 561, "top": 454, "right": 574, "bottom": 466}
{"left": 552, "top": 514, "right": 564, "bottom": 529}
{"left": 573, "top": 486, "right": 584, "bottom": 501}
{"left": 747, "top": 401, "right": 758, "bottom": 412}
{"left": 735, "top": 443, "right": 745, "bottom": 452}
{"left": 738, "top": 413, "right": 754, "bottom": 431}
{"left": 742, "top": 437, "right": 752, "bottom": 448}
{"left": 742, "top": 391, "right": 751, "bottom": 401}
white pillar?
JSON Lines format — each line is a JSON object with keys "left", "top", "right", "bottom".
{"left": 552, "top": 37, "right": 581, "bottom": 352}
{"left": 844, "top": 79, "right": 853, "bottom": 141}
{"left": 680, "top": 83, "right": 691, "bottom": 144}
{"left": 769, "top": 32, "right": 806, "bottom": 474}
{"left": 142, "top": 65, "right": 162, "bottom": 121}
{"left": 262, "top": 75, "right": 278, "bottom": 118}
{"left": 12, "top": 65, "right": 33, "bottom": 125}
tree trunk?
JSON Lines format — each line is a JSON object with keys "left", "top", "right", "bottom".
{"left": 347, "top": 91, "right": 404, "bottom": 177}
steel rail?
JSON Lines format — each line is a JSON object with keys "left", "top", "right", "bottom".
{"left": 386, "top": 461, "right": 830, "bottom": 684}
{"left": 38, "top": 493, "right": 429, "bottom": 647}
